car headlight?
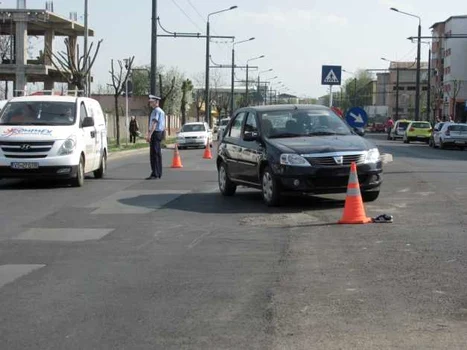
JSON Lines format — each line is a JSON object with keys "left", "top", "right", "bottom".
{"left": 365, "top": 148, "right": 380, "bottom": 163}
{"left": 280, "top": 154, "right": 311, "bottom": 167}
{"left": 58, "top": 134, "right": 77, "bottom": 156}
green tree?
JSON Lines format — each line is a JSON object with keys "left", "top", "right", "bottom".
{"left": 180, "top": 79, "right": 193, "bottom": 125}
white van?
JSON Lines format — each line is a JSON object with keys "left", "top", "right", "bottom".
{"left": 0, "top": 95, "right": 108, "bottom": 187}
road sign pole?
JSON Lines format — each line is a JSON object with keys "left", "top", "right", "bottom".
{"left": 329, "top": 85, "right": 333, "bottom": 107}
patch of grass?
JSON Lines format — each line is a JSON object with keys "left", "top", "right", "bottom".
{"left": 108, "top": 136, "right": 176, "bottom": 153}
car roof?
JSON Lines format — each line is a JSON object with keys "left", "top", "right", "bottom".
{"left": 235, "top": 104, "right": 330, "bottom": 113}
{"left": 9, "top": 95, "right": 79, "bottom": 103}
{"left": 410, "top": 121, "right": 430, "bottom": 124}
{"left": 184, "top": 122, "right": 205, "bottom": 125}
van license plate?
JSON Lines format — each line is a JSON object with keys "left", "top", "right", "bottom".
{"left": 11, "top": 162, "right": 39, "bottom": 169}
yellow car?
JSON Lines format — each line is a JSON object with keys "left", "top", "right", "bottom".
{"left": 403, "top": 121, "right": 432, "bottom": 143}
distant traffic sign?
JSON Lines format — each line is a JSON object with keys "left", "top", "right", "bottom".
{"left": 321, "top": 65, "right": 342, "bottom": 86}
{"left": 345, "top": 107, "right": 368, "bottom": 128}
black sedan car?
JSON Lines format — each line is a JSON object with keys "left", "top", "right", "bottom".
{"left": 217, "top": 105, "right": 383, "bottom": 206}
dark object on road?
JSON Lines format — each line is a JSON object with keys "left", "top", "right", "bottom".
{"left": 372, "top": 214, "right": 394, "bottom": 223}
{"left": 217, "top": 104, "right": 383, "bottom": 206}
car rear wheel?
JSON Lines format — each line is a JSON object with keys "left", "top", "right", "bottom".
{"left": 93, "top": 152, "right": 106, "bottom": 179}
{"left": 440, "top": 139, "right": 446, "bottom": 149}
{"left": 362, "top": 190, "right": 379, "bottom": 202}
{"left": 218, "top": 162, "right": 236, "bottom": 196}
{"left": 261, "top": 166, "right": 280, "bottom": 206}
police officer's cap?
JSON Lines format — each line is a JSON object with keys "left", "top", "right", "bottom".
{"left": 148, "top": 94, "right": 161, "bottom": 101}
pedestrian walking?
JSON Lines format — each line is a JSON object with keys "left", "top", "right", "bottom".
{"left": 129, "top": 116, "right": 139, "bottom": 144}
{"left": 146, "top": 95, "right": 165, "bottom": 180}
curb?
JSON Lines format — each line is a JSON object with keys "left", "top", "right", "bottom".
{"left": 107, "top": 143, "right": 177, "bottom": 161}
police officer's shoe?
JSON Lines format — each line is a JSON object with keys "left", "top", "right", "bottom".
{"left": 146, "top": 174, "right": 157, "bottom": 180}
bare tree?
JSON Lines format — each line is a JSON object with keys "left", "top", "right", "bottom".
{"left": 45, "top": 38, "right": 103, "bottom": 95}
{"left": 447, "top": 79, "right": 463, "bottom": 121}
{"left": 181, "top": 79, "right": 193, "bottom": 125}
{"left": 108, "top": 56, "right": 134, "bottom": 146}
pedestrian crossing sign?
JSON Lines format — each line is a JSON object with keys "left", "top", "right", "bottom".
{"left": 321, "top": 65, "right": 342, "bottom": 86}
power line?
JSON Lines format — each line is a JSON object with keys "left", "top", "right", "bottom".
{"left": 170, "top": 0, "right": 204, "bottom": 32}
{"left": 186, "top": 0, "right": 205, "bottom": 23}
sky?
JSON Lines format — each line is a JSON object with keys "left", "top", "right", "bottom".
{"left": 1, "top": 0, "right": 466, "bottom": 98}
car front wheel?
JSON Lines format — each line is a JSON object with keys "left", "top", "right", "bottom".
{"left": 218, "top": 162, "right": 236, "bottom": 196}
{"left": 261, "top": 166, "right": 280, "bottom": 206}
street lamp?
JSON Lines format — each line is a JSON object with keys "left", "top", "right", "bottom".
{"left": 391, "top": 7, "right": 421, "bottom": 120}
{"left": 205, "top": 5, "right": 237, "bottom": 126}
{"left": 230, "top": 37, "right": 254, "bottom": 116}
{"left": 245, "top": 55, "right": 264, "bottom": 106}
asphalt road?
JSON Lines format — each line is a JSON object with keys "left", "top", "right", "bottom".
{"left": 1, "top": 136, "right": 467, "bottom": 349}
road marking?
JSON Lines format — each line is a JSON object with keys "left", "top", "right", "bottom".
{"left": 15, "top": 228, "right": 114, "bottom": 242}
{"left": 188, "top": 230, "right": 213, "bottom": 249}
{"left": 0, "top": 264, "right": 45, "bottom": 289}
{"left": 397, "top": 188, "right": 410, "bottom": 193}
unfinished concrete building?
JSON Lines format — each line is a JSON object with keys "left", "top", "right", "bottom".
{"left": 0, "top": 4, "right": 93, "bottom": 97}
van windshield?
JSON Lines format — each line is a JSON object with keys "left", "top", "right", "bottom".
{"left": 0, "top": 101, "right": 77, "bottom": 126}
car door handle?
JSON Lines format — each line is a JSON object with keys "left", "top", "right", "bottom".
{"left": 90, "top": 131, "right": 96, "bottom": 138}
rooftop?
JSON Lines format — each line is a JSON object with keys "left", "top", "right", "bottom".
{"left": 0, "top": 9, "right": 94, "bottom": 37}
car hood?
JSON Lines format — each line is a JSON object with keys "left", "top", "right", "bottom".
{"left": 267, "top": 135, "right": 375, "bottom": 154}
{"left": 178, "top": 131, "right": 207, "bottom": 137}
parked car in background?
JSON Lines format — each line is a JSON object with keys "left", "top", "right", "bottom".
{"left": 216, "top": 117, "right": 231, "bottom": 141}
{"left": 389, "top": 119, "right": 411, "bottom": 140}
{"left": 176, "top": 122, "right": 213, "bottom": 149}
{"left": 431, "top": 123, "right": 467, "bottom": 149}
{"left": 403, "top": 121, "right": 432, "bottom": 143}
{"left": 370, "top": 123, "right": 385, "bottom": 133}
{"left": 217, "top": 105, "right": 383, "bottom": 206}
{"left": 429, "top": 122, "right": 446, "bottom": 147}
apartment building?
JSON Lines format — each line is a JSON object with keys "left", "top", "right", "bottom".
{"left": 431, "top": 16, "right": 467, "bottom": 122}
{"left": 379, "top": 62, "right": 428, "bottom": 120}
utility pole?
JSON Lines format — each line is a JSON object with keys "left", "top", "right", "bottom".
{"left": 427, "top": 48, "right": 431, "bottom": 123}
{"left": 150, "top": 0, "right": 158, "bottom": 96}
{"left": 204, "top": 20, "right": 211, "bottom": 124}
{"left": 395, "top": 66, "right": 400, "bottom": 120}
{"left": 84, "top": 0, "right": 89, "bottom": 96}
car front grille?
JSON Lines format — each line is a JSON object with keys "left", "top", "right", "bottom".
{"left": 303, "top": 152, "right": 366, "bottom": 166}
{"left": 0, "top": 140, "right": 54, "bottom": 158}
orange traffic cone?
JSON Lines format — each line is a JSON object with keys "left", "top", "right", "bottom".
{"left": 203, "top": 143, "right": 212, "bottom": 159}
{"left": 338, "top": 162, "right": 372, "bottom": 224}
{"left": 171, "top": 144, "right": 183, "bottom": 168}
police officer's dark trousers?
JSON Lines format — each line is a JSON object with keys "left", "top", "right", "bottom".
{"left": 150, "top": 131, "right": 163, "bottom": 178}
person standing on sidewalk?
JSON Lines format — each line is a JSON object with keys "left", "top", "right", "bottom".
{"left": 129, "top": 116, "right": 139, "bottom": 144}
{"left": 146, "top": 95, "right": 165, "bottom": 180}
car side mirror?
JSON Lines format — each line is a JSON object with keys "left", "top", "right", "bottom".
{"left": 244, "top": 131, "right": 259, "bottom": 142}
{"left": 354, "top": 127, "right": 365, "bottom": 137}
{"left": 82, "top": 116, "right": 94, "bottom": 128}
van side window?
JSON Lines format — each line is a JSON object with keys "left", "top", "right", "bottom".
{"left": 80, "top": 102, "right": 89, "bottom": 127}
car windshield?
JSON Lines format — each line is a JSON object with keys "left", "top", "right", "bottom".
{"left": 397, "top": 122, "right": 410, "bottom": 130}
{"left": 182, "top": 124, "right": 206, "bottom": 132}
{"left": 411, "top": 122, "right": 431, "bottom": 129}
{"left": 220, "top": 119, "right": 230, "bottom": 126}
{"left": 0, "top": 101, "right": 77, "bottom": 126}
{"left": 260, "top": 109, "right": 352, "bottom": 138}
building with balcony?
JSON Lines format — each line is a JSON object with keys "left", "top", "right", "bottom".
{"left": 431, "top": 15, "right": 467, "bottom": 122}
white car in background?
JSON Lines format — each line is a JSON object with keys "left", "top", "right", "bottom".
{"left": 176, "top": 122, "right": 213, "bottom": 149}
{"left": 217, "top": 118, "right": 231, "bottom": 141}
{"left": 432, "top": 122, "right": 467, "bottom": 149}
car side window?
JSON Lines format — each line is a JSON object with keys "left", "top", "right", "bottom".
{"left": 229, "top": 112, "right": 246, "bottom": 138}
{"left": 80, "top": 102, "right": 89, "bottom": 127}
{"left": 243, "top": 112, "right": 258, "bottom": 137}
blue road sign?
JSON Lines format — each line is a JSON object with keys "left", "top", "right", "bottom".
{"left": 321, "top": 65, "right": 342, "bottom": 86}
{"left": 345, "top": 107, "right": 368, "bottom": 128}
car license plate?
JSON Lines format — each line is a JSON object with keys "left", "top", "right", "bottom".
{"left": 10, "top": 162, "right": 39, "bottom": 169}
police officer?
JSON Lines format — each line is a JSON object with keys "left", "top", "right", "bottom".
{"left": 146, "top": 95, "right": 165, "bottom": 179}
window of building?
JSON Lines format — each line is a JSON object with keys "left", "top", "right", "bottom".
{"left": 422, "top": 86, "right": 428, "bottom": 91}
{"left": 407, "top": 86, "right": 416, "bottom": 91}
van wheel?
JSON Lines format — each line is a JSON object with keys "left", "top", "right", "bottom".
{"left": 71, "top": 156, "right": 85, "bottom": 187}
{"left": 94, "top": 152, "right": 106, "bottom": 179}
